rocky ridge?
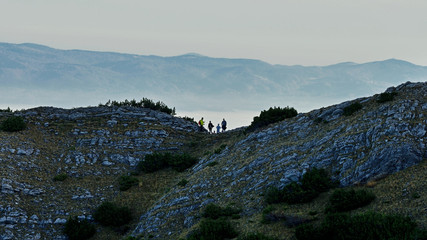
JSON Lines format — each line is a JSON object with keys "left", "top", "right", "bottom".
{"left": 0, "top": 106, "right": 199, "bottom": 239}
{"left": 0, "top": 81, "right": 426, "bottom": 239}
{"left": 132, "top": 81, "right": 426, "bottom": 239}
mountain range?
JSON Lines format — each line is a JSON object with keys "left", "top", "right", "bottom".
{"left": 1, "top": 42, "right": 427, "bottom": 128}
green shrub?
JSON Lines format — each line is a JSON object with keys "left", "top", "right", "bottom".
{"left": 295, "top": 212, "right": 426, "bottom": 240}
{"left": 93, "top": 202, "right": 132, "bottom": 227}
{"left": 238, "top": 232, "right": 278, "bottom": 240}
{"left": 188, "top": 218, "right": 238, "bottom": 240}
{"left": 214, "top": 144, "right": 227, "bottom": 154}
{"left": 301, "top": 168, "right": 335, "bottom": 193}
{"left": 137, "top": 153, "right": 170, "bottom": 173}
{"left": 118, "top": 175, "right": 139, "bottom": 191}
{"left": 63, "top": 217, "right": 96, "bottom": 240}
{"left": 207, "top": 161, "right": 218, "bottom": 167}
{"left": 282, "top": 182, "right": 318, "bottom": 204}
{"left": 0, "top": 116, "right": 27, "bottom": 132}
{"left": 202, "top": 203, "right": 241, "bottom": 220}
{"left": 314, "top": 117, "right": 328, "bottom": 124}
{"left": 377, "top": 92, "right": 397, "bottom": 103}
{"left": 137, "top": 152, "right": 198, "bottom": 173}
{"left": 101, "top": 98, "right": 175, "bottom": 115}
{"left": 265, "top": 168, "right": 334, "bottom": 205}
{"left": 0, "top": 107, "right": 11, "bottom": 112}
{"left": 53, "top": 173, "right": 68, "bottom": 182}
{"left": 343, "top": 102, "right": 363, "bottom": 116}
{"left": 177, "top": 179, "right": 189, "bottom": 187}
{"left": 168, "top": 153, "right": 199, "bottom": 172}
{"left": 264, "top": 186, "right": 284, "bottom": 204}
{"left": 247, "top": 106, "right": 297, "bottom": 132}
{"left": 325, "top": 188, "right": 376, "bottom": 213}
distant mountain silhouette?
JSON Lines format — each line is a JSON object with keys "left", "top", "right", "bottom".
{"left": 1, "top": 42, "right": 427, "bottom": 118}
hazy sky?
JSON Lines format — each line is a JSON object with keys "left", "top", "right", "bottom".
{"left": 2, "top": 0, "right": 427, "bottom": 66}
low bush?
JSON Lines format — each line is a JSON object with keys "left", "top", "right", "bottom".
{"left": 265, "top": 168, "right": 334, "bottom": 204}
{"left": 202, "top": 203, "right": 241, "bottom": 220}
{"left": 137, "top": 152, "right": 169, "bottom": 173}
{"left": 214, "top": 144, "right": 227, "bottom": 154}
{"left": 247, "top": 106, "right": 297, "bottom": 132}
{"left": 295, "top": 211, "right": 427, "bottom": 240}
{"left": 281, "top": 182, "right": 318, "bottom": 204}
{"left": 207, "top": 161, "right": 218, "bottom": 167}
{"left": 238, "top": 232, "right": 278, "bottom": 240}
{"left": 188, "top": 218, "right": 238, "bottom": 240}
{"left": 0, "top": 107, "right": 11, "bottom": 112}
{"left": 118, "top": 175, "right": 139, "bottom": 191}
{"left": 377, "top": 92, "right": 397, "bottom": 103}
{"left": 100, "top": 98, "right": 175, "bottom": 115}
{"left": 63, "top": 217, "right": 96, "bottom": 240}
{"left": 53, "top": 173, "right": 68, "bottom": 182}
{"left": 168, "top": 153, "right": 199, "bottom": 172}
{"left": 137, "top": 152, "right": 198, "bottom": 173}
{"left": 301, "top": 168, "right": 335, "bottom": 193}
{"left": 325, "top": 188, "right": 376, "bottom": 213}
{"left": 177, "top": 179, "right": 188, "bottom": 187}
{"left": 93, "top": 202, "right": 132, "bottom": 227}
{"left": 343, "top": 102, "right": 363, "bottom": 116}
{"left": 0, "top": 116, "right": 26, "bottom": 132}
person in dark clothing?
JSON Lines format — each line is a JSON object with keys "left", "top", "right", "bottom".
{"left": 208, "top": 121, "right": 214, "bottom": 133}
{"left": 221, "top": 118, "right": 227, "bottom": 132}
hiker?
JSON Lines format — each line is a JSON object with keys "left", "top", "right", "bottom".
{"left": 216, "top": 123, "right": 221, "bottom": 134}
{"left": 198, "top": 117, "right": 205, "bottom": 132}
{"left": 221, "top": 118, "right": 227, "bottom": 132}
{"left": 208, "top": 121, "right": 214, "bottom": 134}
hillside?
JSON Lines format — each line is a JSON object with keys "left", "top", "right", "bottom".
{"left": 131, "top": 81, "right": 427, "bottom": 239}
{"left": 0, "top": 82, "right": 426, "bottom": 239}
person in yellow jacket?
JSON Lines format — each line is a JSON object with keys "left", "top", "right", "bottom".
{"left": 198, "top": 117, "right": 205, "bottom": 132}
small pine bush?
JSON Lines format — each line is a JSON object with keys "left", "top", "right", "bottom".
{"left": 281, "top": 182, "right": 318, "bottom": 204}
{"left": 295, "top": 211, "right": 426, "bottom": 240}
{"left": 188, "top": 218, "right": 238, "bottom": 240}
{"left": 137, "top": 152, "right": 170, "bottom": 173}
{"left": 238, "top": 232, "right": 278, "bottom": 240}
{"left": 63, "top": 217, "right": 96, "bottom": 240}
{"left": 137, "top": 152, "right": 198, "bottom": 173}
{"left": 177, "top": 179, "right": 188, "bottom": 187}
{"left": 377, "top": 92, "right": 397, "bottom": 103}
{"left": 247, "top": 106, "right": 297, "bottom": 132}
{"left": 101, "top": 98, "right": 175, "bottom": 115}
{"left": 168, "top": 153, "right": 199, "bottom": 172}
{"left": 265, "top": 168, "right": 334, "bottom": 204}
{"left": 301, "top": 168, "right": 335, "bottom": 193}
{"left": 0, "top": 107, "right": 12, "bottom": 112}
{"left": 93, "top": 202, "right": 132, "bottom": 227}
{"left": 118, "top": 175, "right": 139, "bottom": 191}
{"left": 264, "top": 186, "right": 284, "bottom": 204}
{"left": 202, "top": 203, "right": 241, "bottom": 220}
{"left": 325, "top": 188, "right": 376, "bottom": 213}
{"left": 207, "top": 161, "right": 218, "bottom": 167}
{"left": 0, "top": 116, "right": 27, "bottom": 132}
{"left": 53, "top": 173, "right": 68, "bottom": 182}
{"left": 342, "top": 102, "right": 363, "bottom": 116}
{"left": 214, "top": 144, "right": 227, "bottom": 154}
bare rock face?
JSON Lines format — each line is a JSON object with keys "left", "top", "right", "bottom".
{"left": 132, "top": 82, "right": 426, "bottom": 239}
